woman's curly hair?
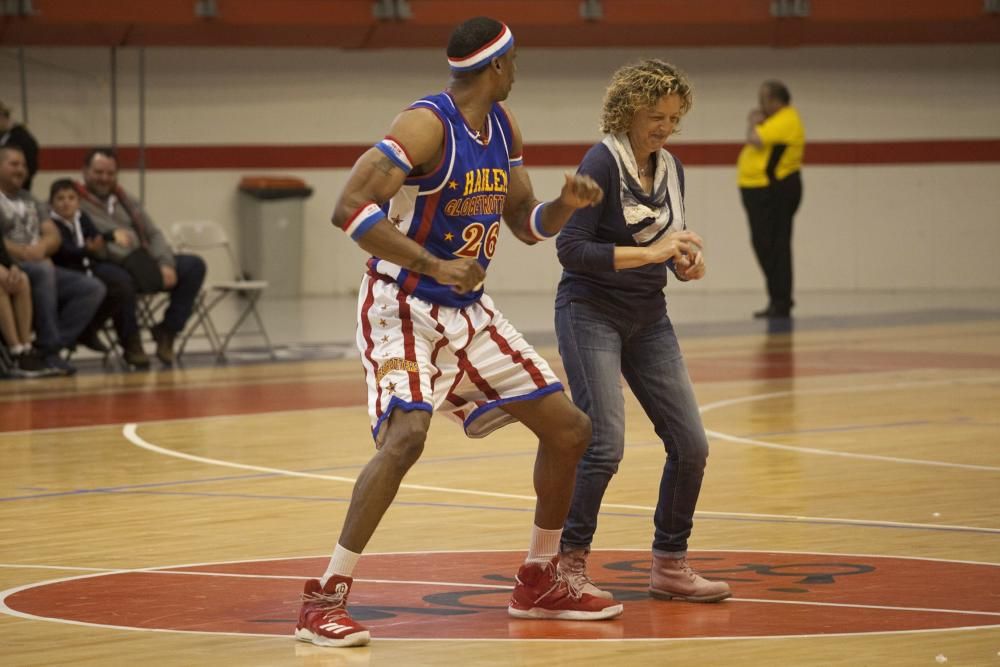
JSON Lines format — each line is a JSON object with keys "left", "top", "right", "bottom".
{"left": 600, "top": 59, "right": 693, "bottom": 135}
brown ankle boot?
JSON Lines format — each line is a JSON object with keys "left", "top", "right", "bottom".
{"left": 649, "top": 554, "right": 731, "bottom": 602}
{"left": 151, "top": 323, "right": 176, "bottom": 366}
{"left": 557, "top": 549, "right": 614, "bottom": 600}
{"left": 123, "top": 335, "right": 151, "bottom": 369}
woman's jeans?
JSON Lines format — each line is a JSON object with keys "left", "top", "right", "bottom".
{"left": 555, "top": 300, "right": 709, "bottom": 554}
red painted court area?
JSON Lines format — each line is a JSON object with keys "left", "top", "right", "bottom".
{"left": 5, "top": 551, "right": 999, "bottom": 640}
{"left": 4, "top": 348, "right": 999, "bottom": 433}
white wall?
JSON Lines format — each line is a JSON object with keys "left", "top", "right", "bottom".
{"left": 3, "top": 44, "right": 999, "bottom": 296}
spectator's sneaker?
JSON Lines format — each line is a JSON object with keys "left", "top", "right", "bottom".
{"left": 150, "top": 323, "right": 176, "bottom": 366}
{"left": 15, "top": 349, "right": 51, "bottom": 378}
{"left": 43, "top": 353, "right": 77, "bottom": 377}
{"left": 123, "top": 335, "right": 151, "bottom": 370}
{"left": 508, "top": 556, "right": 623, "bottom": 620}
{"left": 649, "top": 554, "right": 731, "bottom": 603}
{"left": 558, "top": 548, "right": 614, "bottom": 600}
{"left": 294, "top": 576, "right": 370, "bottom": 648}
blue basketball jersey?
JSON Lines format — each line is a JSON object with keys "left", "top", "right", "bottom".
{"left": 367, "top": 92, "right": 519, "bottom": 308}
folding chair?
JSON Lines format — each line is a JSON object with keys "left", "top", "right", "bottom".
{"left": 98, "top": 319, "right": 128, "bottom": 369}
{"left": 136, "top": 292, "right": 168, "bottom": 333}
{"left": 168, "top": 220, "right": 276, "bottom": 363}
{"left": 0, "top": 344, "right": 13, "bottom": 378}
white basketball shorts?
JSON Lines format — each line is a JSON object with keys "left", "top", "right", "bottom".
{"left": 356, "top": 274, "right": 563, "bottom": 440}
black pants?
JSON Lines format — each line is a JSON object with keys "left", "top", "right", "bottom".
{"left": 740, "top": 171, "right": 802, "bottom": 313}
{"left": 77, "top": 261, "right": 140, "bottom": 345}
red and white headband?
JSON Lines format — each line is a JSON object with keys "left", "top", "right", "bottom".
{"left": 448, "top": 23, "right": 515, "bottom": 72}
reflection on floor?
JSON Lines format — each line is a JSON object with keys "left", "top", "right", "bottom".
{"left": 63, "top": 288, "right": 1000, "bottom": 373}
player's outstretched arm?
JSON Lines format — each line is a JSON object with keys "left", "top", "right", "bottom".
{"left": 332, "top": 108, "right": 484, "bottom": 293}
{"left": 500, "top": 104, "right": 603, "bottom": 245}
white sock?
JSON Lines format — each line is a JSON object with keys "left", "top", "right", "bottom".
{"left": 10, "top": 344, "right": 26, "bottom": 356}
{"left": 320, "top": 543, "right": 362, "bottom": 586}
{"left": 526, "top": 525, "right": 562, "bottom": 564}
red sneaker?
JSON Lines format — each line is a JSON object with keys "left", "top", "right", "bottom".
{"left": 294, "top": 576, "right": 371, "bottom": 647}
{"left": 508, "top": 557, "right": 623, "bottom": 620}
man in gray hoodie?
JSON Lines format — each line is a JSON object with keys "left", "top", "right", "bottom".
{"left": 76, "top": 147, "right": 206, "bottom": 365}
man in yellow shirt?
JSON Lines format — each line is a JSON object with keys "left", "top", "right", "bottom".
{"left": 737, "top": 80, "right": 804, "bottom": 318}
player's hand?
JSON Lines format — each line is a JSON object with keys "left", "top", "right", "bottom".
{"left": 558, "top": 173, "right": 603, "bottom": 209}
{"left": 6, "top": 264, "right": 26, "bottom": 292}
{"left": 434, "top": 257, "right": 486, "bottom": 294}
{"left": 0, "top": 265, "right": 19, "bottom": 293}
{"left": 676, "top": 241, "right": 706, "bottom": 281}
{"left": 647, "top": 230, "right": 703, "bottom": 265}
{"left": 113, "top": 228, "right": 135, "bottom": 248}
{"left": 160, "top": 265, "right": 178, "bottom": 289}
{"left": 748, "top": 108, "right": 766, "bottom": 125}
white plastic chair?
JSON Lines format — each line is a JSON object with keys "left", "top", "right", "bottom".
{"left": 169, "top": 220, "right": 276, "bottom": 363}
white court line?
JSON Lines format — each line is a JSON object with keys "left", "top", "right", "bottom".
{"left": 699, "top": 374, "right": 1000, "bottom": 472}
{"left": 0, "top": 404, "right": 360, "bottom": 439}
{"left": 0, "top": 564, "right": 117, "bottom": 573}
{"left": 0, "top": 563, "right": 512, "bottom": 589}
{"left": 0, "top": 548, "right": 1000, "bottom": 642}
{"left": 6, "top": 569, "right": 999, "bottom": 617}
{"left": 732, "top": 597, "right": 1000, "bottom": 617}
{"left": 4, "top": 545, "right": 999, "bottom": 570}
{"left": 700, "top": 374, "right": 1000, "bottom": 413}
{"left": 2, "top": 553, "right": 998, "bottom": 643}
{"left": 702, "top": 430, "right": 1000, "bottom": 472}
{"left": 121, "top": 424, "right": 1000, "bottom": 534}
{"left": 124, "top": 424, "right": 532, "bottom": 501}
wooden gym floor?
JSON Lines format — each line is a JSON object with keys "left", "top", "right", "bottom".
{"left": 1, "top": 294, "right": 998, "bottom": 666}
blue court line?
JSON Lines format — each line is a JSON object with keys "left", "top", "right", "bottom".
{"left": 3, "top": 481, "right": 997, "bottom": 535}
{"left": 745, "top": 420, "right": 931, "bottom": 438}
{"left": 743, "top": 417, "right": 1000, "bottom": 440}
{"left": 0, "top": 448, "right": 539, "bottom": 503}
{"left": 52, "top": 488, "right": 1000, "bottom": 536}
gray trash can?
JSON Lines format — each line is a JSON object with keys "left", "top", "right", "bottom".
{"left": 237, "top": 178, "right": 313, "bottom": 298}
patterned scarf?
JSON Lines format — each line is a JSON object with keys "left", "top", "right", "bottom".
{"left": 601, "top": 133, "right": 684, "bottom": 245}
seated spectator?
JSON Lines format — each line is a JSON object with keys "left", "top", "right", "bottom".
{"left": 48, "top": 179, "right": 151, "bottom": 369}
{"left": 0, "top": 145, "right": 106, "bottom": 375}
{"left": 0, "top": 228, "right": 47, "bottom": 377}
{"left": 76, "top": 148, "right": 206, "bottom": 366}
{"left": 0, "top": 100, "right": 39, "bottom": 193}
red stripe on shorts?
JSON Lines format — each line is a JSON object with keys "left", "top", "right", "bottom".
{"left": 455, "top": 351, "right": 501, "bottom": 399}
{"left": 428, "top": 304, "right": 449, "bottom": 393}
{"left": 444, "top": 369, "right": 466, "bottom": 404}
{"left": 479, "top": 303, "right": 548, "bottom": 388}
{"left": 456, "top": 311, "right": 501, "bottom": 401}
{"left": 396, "top": 289, "right": 422, "bottom": 403}
{"left": 488, "top": 325, "right": 547, "bottom": 388}
{"left": 360, "top": 277, "right": 382, "bottom": 418}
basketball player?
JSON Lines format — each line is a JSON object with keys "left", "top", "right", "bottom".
{"left": 294, "top": 17, "right": 623, "bottom": 648}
